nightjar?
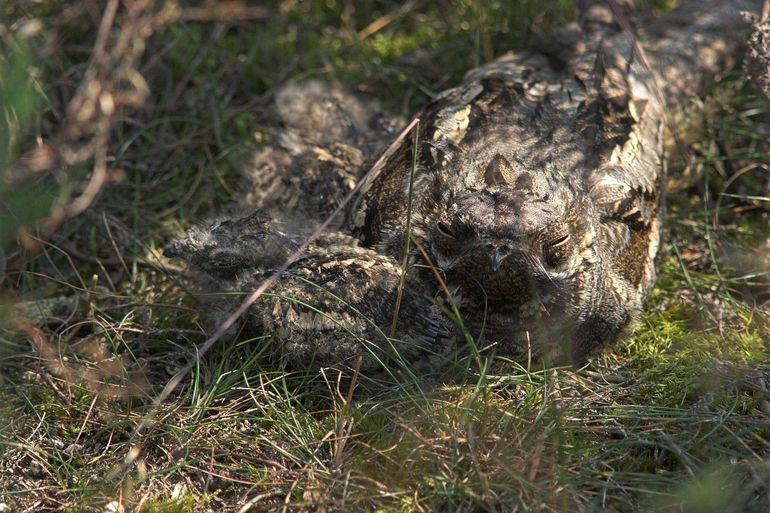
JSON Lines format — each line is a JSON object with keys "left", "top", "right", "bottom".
{"left": 352, "top": 3, "right": 665, "bottom": 362}
{"left": 165, "top": 211, "right": 457, "bottom": 378}
{"left": 163, "top": 209, "right": 356, "bottom": 279}
{"left": 243, "top": 81, "right": 402, "bottom": 222}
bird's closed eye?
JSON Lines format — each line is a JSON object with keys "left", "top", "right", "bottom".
{"left": 548, "top": 232, "right": 570, "bottom": 248}
{"left": 543, "top": 232, "right": 570, "bottom": 268}
{"left": 436, "top": 222, "right": 455, "bottom": 238}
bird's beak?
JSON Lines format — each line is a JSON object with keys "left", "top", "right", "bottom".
{"left": 163, "top": 241, "right": 183, "bottom": 259}
{"left": 490, "top": 248, "right": 506, "bottom": 272}
{"left": 163, "top": 239, "right": 198, "bottom": 261}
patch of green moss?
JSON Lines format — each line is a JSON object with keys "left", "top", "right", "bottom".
{"left": 139, "top": 493, "right": 201, "bottom": 513}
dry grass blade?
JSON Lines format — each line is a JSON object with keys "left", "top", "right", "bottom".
{"left": 357, "top": 0, "right": 421, "bottom": 41}
{"left": 390, "top": 120, "right": 420, "bottom": 338}
{"left": 179, "top": 2, "right": 269, "bottom": 22}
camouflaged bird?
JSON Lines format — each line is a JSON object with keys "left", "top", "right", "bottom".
{"left": 351, "top": 0, "right": 755, "bottom": 362}
{"left": 163, "top": 210, "right": 358, "bottom": 280}
{"left": 243, "top": 81, "right": 402, "bottom": 222}
{"left": 165, "top": 211, "right": 457, "bottom": 378}
{"left": 232, "top": 244, "right": 456, "bottom": 378}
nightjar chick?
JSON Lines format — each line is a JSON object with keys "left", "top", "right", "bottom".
{"left": 163, "top": 210, "right": 297, "bottom": 280}
{"left": 163, "top": 209, "right": 356, "bottom": 280}
{"left": 165, "top": 211, "right": 457, "bottom": 379}
{"left": 243, "top": 81, "right": 402, "bottom": 222}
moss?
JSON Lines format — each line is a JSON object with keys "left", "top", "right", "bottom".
{"left": 139, "top": 493, "right": 200, "bottom": 513}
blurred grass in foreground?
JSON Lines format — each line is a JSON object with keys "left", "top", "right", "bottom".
{"left": 0, "top": 31, "right": 48, "bottom": 247}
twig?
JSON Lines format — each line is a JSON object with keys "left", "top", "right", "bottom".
{"left": 14, "top": 320, "right": 72, "bottom": 404}
{"left": 101, "top": 212, "right": 130, "bottom": 277}
{"left": 180, "top": 3, "right": 269, "bottom": 22}
{"left": 357, "top": 0, "right": 419, "bottom": 41}
{"left": 9, "top": 0, "right": 180, "bottom": 253}
{"left": 713, "top": 162, "right": 768, "bottom": 229}
{"left": 332, "top": 356, "right": 362, "bottom": 470}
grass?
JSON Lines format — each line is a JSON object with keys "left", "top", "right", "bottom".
{"left": 2, "top": 0, "right": 770, "bottom": 511}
